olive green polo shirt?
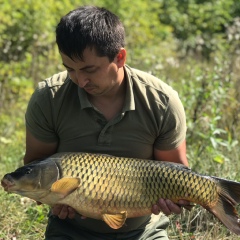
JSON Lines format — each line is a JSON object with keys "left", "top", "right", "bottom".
{"left": 26, "top": 65, "right": 186, "bottom": 160}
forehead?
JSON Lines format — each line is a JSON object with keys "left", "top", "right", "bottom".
{"left": 60, "top": 48, "right": 110, "bottom": 67}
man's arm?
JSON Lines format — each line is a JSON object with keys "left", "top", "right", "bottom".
{"left": 152, "top": 140, "right": 190, "bottom": 216}
{"left": 154, "top": 140, "right": 188, "bottom": 166}
{"left": 24, "top": 128, "right": 58, "bottom": 164}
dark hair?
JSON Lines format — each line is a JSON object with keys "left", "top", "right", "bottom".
{"left": 56, "top": 6, "right": 125, "bottom": 62}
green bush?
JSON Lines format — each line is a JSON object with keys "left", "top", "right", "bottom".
{"left": 158, "top": 0, "right": 240, "bottom": 59}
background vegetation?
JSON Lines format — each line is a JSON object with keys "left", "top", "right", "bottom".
{"left": 0, "top": 0, "right": 240, "bottom": 239}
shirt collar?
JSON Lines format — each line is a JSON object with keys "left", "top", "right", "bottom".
{"left": 123, "top": 65, "right": 135, "bottom": 111}
{"left": 78, "top": 87, "right": 92, "bottom": 109}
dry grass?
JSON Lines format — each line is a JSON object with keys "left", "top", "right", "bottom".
{"left": 168, "top": 207, "right": 240, "bottom": 240}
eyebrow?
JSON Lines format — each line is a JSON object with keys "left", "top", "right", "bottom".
{"left": 62, "top": 63, "right": 96, "bottom": 70}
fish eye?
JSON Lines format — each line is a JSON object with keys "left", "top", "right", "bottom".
{"left": 25, "top": 168, "right": 32, "bottom": 175}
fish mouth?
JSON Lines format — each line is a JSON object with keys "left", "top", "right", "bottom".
{"left": 1, "top": 175, "right": 15, "bottom": 192}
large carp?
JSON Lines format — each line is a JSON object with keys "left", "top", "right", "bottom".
{"left": 1, "top": 152, "right": 240, "bottom": 235}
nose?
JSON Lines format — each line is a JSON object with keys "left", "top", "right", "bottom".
{"left": 74, "top": 71, "right": 89, "bottom": 88}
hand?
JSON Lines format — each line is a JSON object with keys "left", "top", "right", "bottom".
{"left": 152, "top": 198, "right": 191, "bottom": 216}
{"left": 51, "top": 204, "right": 76, "bottom": 219}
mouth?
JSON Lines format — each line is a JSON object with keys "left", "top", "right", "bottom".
{"left": 1, "top": 175, "right": 15, "bottom": 192}
{"left": 84, "top": 86, "right": 95, "bottom": 92}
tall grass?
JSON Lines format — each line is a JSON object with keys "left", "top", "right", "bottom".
{"left": 0, "top": 82, "right": 49, "bottom": 239}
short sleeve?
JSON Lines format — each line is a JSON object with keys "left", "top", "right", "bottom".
{"left": 25, "top": 83, "right": 58, "bottom": 143}
{"left": 154, "top": 90, "right": 186, "bottom": 150}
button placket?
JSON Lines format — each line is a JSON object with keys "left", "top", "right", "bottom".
{"left": 97, "top": 113, "right": 125, "bottom": 146}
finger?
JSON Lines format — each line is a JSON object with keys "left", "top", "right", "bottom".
{"left": 67, "top": 206, "right": 76, "bottom": 219}
{"left": 151, "top": 204, "right": 160, "bottom": 215}
{"left": 165, "top": 199, "right": 182, "bottom": 214}
{"left": 178, "top": 200, "right": 190, "bottom": 205}
{"left": 158, "top": 198, "right": 171, "bottom": 216}
{"left": 58, "top": 205, "right": 69, "bottom": 219}
{"left": 51, "top": 204, "right": 62, "bottom": 215}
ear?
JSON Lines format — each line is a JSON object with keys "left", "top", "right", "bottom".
{"left": 116, "top": 48, "right": 126, "bottom": 67}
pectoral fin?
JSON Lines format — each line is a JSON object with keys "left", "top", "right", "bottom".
{"left": 102, "top": 211, "right": 127, "bottom": 229}
{"left": 51, "top": 178, "right": 80, "bottom": 197}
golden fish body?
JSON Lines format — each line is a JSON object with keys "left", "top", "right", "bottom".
{"left": 56, "top": 153, "right": 217, "bottom": 218}
{"left": 1, "top": 152, "right": 240, "bottom": 234}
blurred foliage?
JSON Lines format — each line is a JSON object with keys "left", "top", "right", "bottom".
{"left": 156, "top": 57, "right": 240, "bottom": 177}
{"left": 158, "top": 0, "right": 240, "bottom": 59}
{"left": 0, "top": 0, "right": 80, "bottom": 108}
{"left": 0, "top": 0, "right": 240, "bottom": 239}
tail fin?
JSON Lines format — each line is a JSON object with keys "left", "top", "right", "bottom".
{"left": 205, "top": 177, "right": 240, "bottom": 235}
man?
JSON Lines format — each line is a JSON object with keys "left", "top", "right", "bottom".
{"left": 24, "top": 5, "right": 189, "bottom": 240}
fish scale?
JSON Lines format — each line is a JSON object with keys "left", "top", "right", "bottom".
{"left": 2, "top": 152, "right": 240, "bottom": 234}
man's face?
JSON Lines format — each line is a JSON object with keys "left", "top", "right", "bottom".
{"left": 60, "top": 48, "right": 124, "bottom": 97}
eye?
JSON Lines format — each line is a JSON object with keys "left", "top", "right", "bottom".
{"left": 25, "top": 168, "right": 32, "bottom": 175}
{"left": 84, "top": 69, "right": 95, "bottom": 73}
{"left": 82, "top": 67, "right": 98, "bottom": 74}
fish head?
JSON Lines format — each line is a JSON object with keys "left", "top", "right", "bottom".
{"left": 1, "top": 159, "right": 59, "bottom": 201}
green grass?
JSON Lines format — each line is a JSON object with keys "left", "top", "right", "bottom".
{"left": 0, "top": 192, "right": 49, "bottom": 239}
